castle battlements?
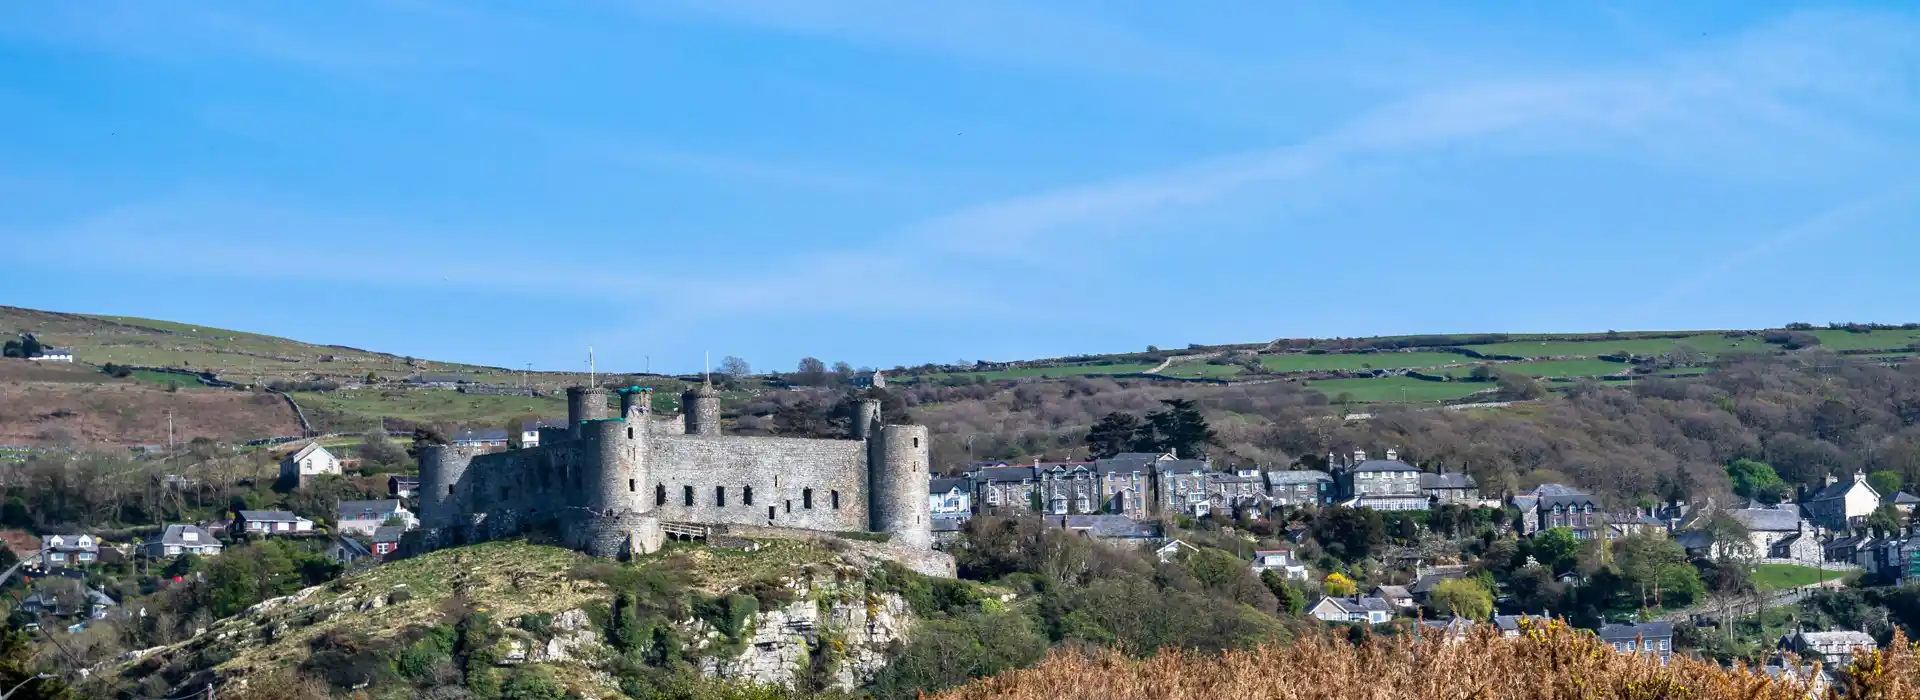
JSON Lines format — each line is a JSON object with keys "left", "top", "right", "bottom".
{"left": 409, "top": 383, "right": 944, "bottom": 574}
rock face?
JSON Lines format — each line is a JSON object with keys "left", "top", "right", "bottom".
{"left": 531, "top": 609, "right": 598, "bottom": 664}
{"left": 694, "top": 581, "right": 914, "bottom": 691}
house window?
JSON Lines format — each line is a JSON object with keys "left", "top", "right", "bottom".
{"left": 803, "top": 488, "right": 814, "bottom": 509}
{"left": 655, "top": 483, "right": 667, "bottom": 506}
{"left": 743, "top": 486, "right": 754, "bottom": 505}
{"left": 830, "top": 490, "right": 840, "bottom": 509}
{"left": 715, "top": 486, "right": 726, "bottom": 507}
{"left": 684, "top": 485, "right": 694, "bottom": 506}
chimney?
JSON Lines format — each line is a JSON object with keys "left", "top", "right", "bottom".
{"left": 1853, "top": 470, "right": 1867, "bottom": 483}
{"left": 1354, "top": 449, "right": 1368, "bottom": 464}
{"left": 1825, "top": 473, "right": 1839, "bottom": 487}
{"left": 1385, "top": 448, "right": 1399, "bottom": 462}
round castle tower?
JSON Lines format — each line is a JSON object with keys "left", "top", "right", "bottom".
{"left": 868, "top": 423, "right": 932, "bottom": 549}
{"left": 682, "top": 381, "right": 720, "bottom": 436}
{"left": 618, "top": 387, "right": 652, "bottom": 421}
{"left": 419, "top": 444, "right": 476, "bottom": 530}
{"left": 852, "top": 399, "right": 881, "bottom": 440}
{"left": 567, "top": 386, "right": 612, "bottom": 439}
{"left": 574, "top": 416, "right": 662, "bottom": 558}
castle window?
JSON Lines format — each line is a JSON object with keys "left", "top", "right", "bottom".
{"left": 803, "top": 488, "right": 814, "bottom": 509}
{"left": 655, "top": 483, "right": 666, "bottom": 506}
{"left": 768, "top": 505, "right": 776, "bottom": 520}
{"left": 831, "top": 490, "right": 840, "bottom": 509}
{"left": 785, "top": 500, "right": 792, "bottom": 514}
{"left": 628, "top": 427, "right": 633, "bottom": 439}
{"left": 448, "top": 485, "right": 455, "bottom": 496}
{"left": 743, "top": 486, "right": 754, "bottom": 505}
{"left": 913, "top": 437, "right": 919, "bottom": 448}
{"left": 684, "top": 485, "right": 694, "bottom": 506}
{"left": 715, "top": 486, "right": 725, "bottom": 507}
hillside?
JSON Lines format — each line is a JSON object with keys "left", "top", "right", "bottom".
{"left": 7, "top": 303, "right": 1918, "bottom": 449}
{"left": 97, "top": 538, "right": 988, "bottom": 700}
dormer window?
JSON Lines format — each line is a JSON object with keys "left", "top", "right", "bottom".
{"left": 183, "top": 532, "right": 198, "bottom": 542}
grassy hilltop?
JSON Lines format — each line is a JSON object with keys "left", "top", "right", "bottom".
{"left": 5, "top": 303, "right": 1918, "bottom": 447}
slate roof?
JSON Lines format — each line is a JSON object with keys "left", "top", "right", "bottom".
{"left": 1411, "top": 566, "right": 1469, "bottom": 594}
{"left": 286, "top": 442, "right": 330, "bottom": 463}
{"left": 1265, "top": 470, "right": 1333, "bottom": 485}
{"left": 1672, "top": 530, "right": 1714, "bottom": 552}
{"left": 1729, "top": 505, "right": 1803, "bottom": 532}
{"left": 929, "top": 477, "right": 970, "bottom": 493}
{"left": 236, "top": 510, "right": 304, "bottom": 523}
{"left": 1096, "top": 452, "right": 1168, "bottom": 473}
{"left": 1206, "top": 471, "right": 1263, "bottom": 485}
{"left": 338, "top": 500, "right": 406, "bottom": 519}
{"left": 151, "top": 524, "right": 218, "bottom": 547}
{"left": 1352, "top": 459, "right": 1420, "bottom": 473}
{"left": 1156, "top": 459, "right": 1211, "bottom": 474}
{"left": 1058, "top": 515, "right": 1161, "bottom": 540}
{"left": 1373, "top": 585, "right": 1412, "bottom": 601}
{"left": 1793, "top": 630, "right": 1876, "bottom": 648}
{"left": 1419, "top": 472, "right": 1477, "bottom": 489}
{"left": 332, "top": 536, "right": 372, "bottom": 559}
{"left": 1598, "top": 621, "right": 1674, "bottom": 642}
{"left": 1807, "top": 478, "right": 1873, "bottom": 503}
{"left": 1494, "top": 614, "right": 1552, "bottom": 633}
{"left": 1895, "top": 492, "right": 1920, "bottom": 506}
{"left": 971, "top": 466, "right": 1036, "bottom": 482}
{"left": 372, "top": 526, "right": 406, "bottom": 544}
{"left": 930, "top": 518, "right": 967, "bottom": 534}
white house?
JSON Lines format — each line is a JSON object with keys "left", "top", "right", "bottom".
{"left": 1309, "top": 596, "right": 1393, "bottom": 625}
{"left": 1803, "top": 471, "right": 1880, "bottom": 530}
{"left": 337, "top": 500, "right": 416, "bottom": 536}
{"left": 1250, "top": 549, "right": 1310, "bottom": 580}
{"left": 236, "top": 510, "right": 315, "bottom": 535}
{"left": 279, "top": 443, "right": 342, "bottom": 486}
{"left": 38, "top": 534, "right": 97, "bottom": 569}
{"left": 142, "top": 525, "right": 224, "bottom": 558}
{"left": 928, "top": 476, "right": 972, "bottom": 517}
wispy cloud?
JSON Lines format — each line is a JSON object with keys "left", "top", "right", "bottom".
{"left": 1647, "top": 181, "right": 1920, "bottom": 310}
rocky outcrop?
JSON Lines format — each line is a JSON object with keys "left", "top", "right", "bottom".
{"left": 693, "top": 580, "right": 914, "bottom": 691}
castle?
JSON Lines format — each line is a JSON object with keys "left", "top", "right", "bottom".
{"left": 408, "top": 382, "right": 940, "bottom": 570}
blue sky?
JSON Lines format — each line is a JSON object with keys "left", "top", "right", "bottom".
{"left": 2, "top": 2, "right": 1917, "bottom": 374}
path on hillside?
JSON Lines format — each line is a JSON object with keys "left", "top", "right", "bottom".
{"left": 1658, "top": 577, "right": 1847, "bottom": 624}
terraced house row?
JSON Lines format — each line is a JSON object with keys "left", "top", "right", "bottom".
{"left": 928, "top": 448, "right": 1485, "bottom": 525}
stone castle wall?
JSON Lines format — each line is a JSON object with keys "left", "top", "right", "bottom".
{"left": 647, "top": 434, "right": 869, "bottom": 532}
{"left": 411, "top": 392, "right": 935, "bottom": 569}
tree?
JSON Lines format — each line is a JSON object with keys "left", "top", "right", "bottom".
{"left": 1141, "top": 399, "right": 1217, "bottom": 457}
{"left": 360, "top": 430, "right": 408, "bottom": 468}
{"left": 1323, "top": 572, "right": 1357, "bottom": 597}
{"left": 795, "top": 357, "right": 827, "bottom": 387}
{"left": 1261, "top": 570, "right": 1306, "bottom": 615}
{"left": 719, "top": 356, "right": 752, "bottom": 379}
{"left": 1085, "top": 412, "right": 1143, "bottom": 459}
{"left": 1532, "top": 527, "right": 1579, "bottom": 572}
{"left": 1429, "top": 578, "right": 1493, "bottom": 620}
{"left": 1496, "top": 372, "right": 1545, "bottom": 400}
{"left": 1867, "top": 503, "right": 1905, "bottom": 538}
{"left": 18, "top": 334, "right": 42, "bottom": 359}
{"left": 831, "top": 361, "right": 855, "bottom": 386}
{"left": 1726, "top": 459, "right": 1787, "bottom": 502}
{"left": 1613, "top": 534, "right": 1688, "bottom": 609}
{"left": 1869, "top": 470, "right": 1904, "bottom": 499}
{"left": 1311, "top": 507, "right": 1385, "bottom": 563}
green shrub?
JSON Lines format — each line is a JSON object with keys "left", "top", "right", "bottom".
{"left": 500, "top": 665, "right": 567, "bottom": 700}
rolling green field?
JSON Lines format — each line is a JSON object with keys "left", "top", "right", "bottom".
{"left": 1751, "top": 563, "right": 1848, "bottom": 592}
{"left": 1302, "top": 376, "right": 1495, "bottom": 404}
{"left": 1446, "top": 359, "right": 1633, "bottom": 378}
{"left": 917, "top": 362, "right": 1159, "bottom": 383}
{"left": 1460, "top": 334, "right": 1774, "bottom": 359}
{"left": 1801, "top": 328, "right": 1920, "bottom": 351}
{"left": 1259, "top": 351, "right": 1476, "bottom": 373}
{"left": 1161, "top": 361, "right": 1247, "bottom": 378}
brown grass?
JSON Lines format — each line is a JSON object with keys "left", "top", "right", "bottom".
{"left": 930, "top": 620, "right": 1920, "bottom": 700}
